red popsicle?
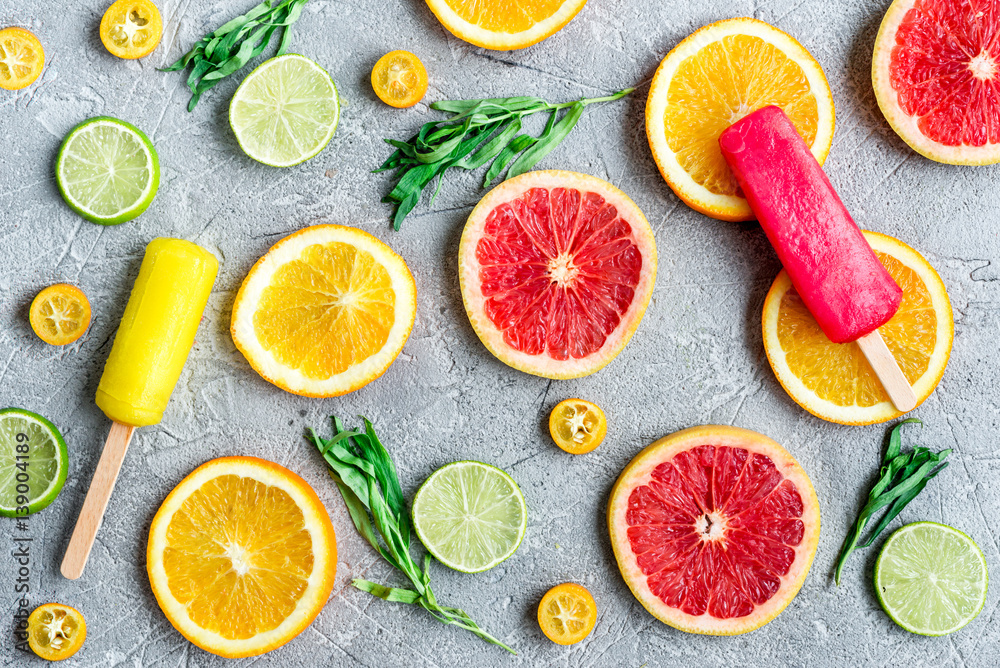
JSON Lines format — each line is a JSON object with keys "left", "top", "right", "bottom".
{"left": 719, "top": 106, "right": 901, "bottom": 342}
{"left": 720, "top": 105, "right": 915, "bottom": 411}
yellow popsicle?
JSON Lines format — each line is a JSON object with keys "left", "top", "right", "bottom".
{"left": 96, "top": 238, "right": 218, "bottom": 426}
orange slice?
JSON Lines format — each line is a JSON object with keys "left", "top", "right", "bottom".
{"left": 29, "top": 284, "right": 91, "bottom": 346}
{"left": 231, "top": 225, "right": 417, "bottom": 397}
{"left": 100, "top": 0, "right": 162, "bottom": 59}
{"left": 371, "top": 50, "right": 428, "bottom": 108}
{"left": 424, "top": 0, "right": 588, "bottom": 50}
{"left": 646, "top": 18, "right": 835, "bottom": 221}
{"left": 27, "top": 603, "right": 86, "bottom": 661}
{"left": 0, "top": 27, "right": 44, "bottom": 90}
{"left": 549, "top": 398, "right": 607, "bottom": 454}
{"left": 762, "top": 231, "right": 953, "bottom": 425}
{"left": 147, "top": 457, "right": 336, "bottom": 658}
{"left": 537, "top": 583, "right": 597, "bottom": 644}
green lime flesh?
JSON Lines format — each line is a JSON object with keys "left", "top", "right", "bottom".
{"left": 875, "top": 521, "right": 988, "bottom": 636}
{"left": 0, "top": 408, "right": 68, "bottom": 517}
{"left": 229, "top": 54, "right": 340, "bottom": 168}
{"left": 55, "top": 116, "right": 160, "bottom": 225}
{"left": 411, "top": 460, "right": 527, "bottom": 574}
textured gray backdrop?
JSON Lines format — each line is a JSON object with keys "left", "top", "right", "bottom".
{"left": 1, "top": 0, "right": 999, "bottom": 666}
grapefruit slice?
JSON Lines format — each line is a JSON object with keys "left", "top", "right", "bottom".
{"left": 458, "top": 170, "right": 657, "bottom": 379}
{"left": 873, "top": 0, "right": 1000, "bottom": 164}
{"left": 608, "top": 426, "right": 820, "bottom": 635}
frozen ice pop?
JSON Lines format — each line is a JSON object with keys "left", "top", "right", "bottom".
{"left": 96, "top": 238, "right": 219, "bottom": 426}
{"left": 719, "top": 106, "right": 916, "bottom": 413}
{"left": 62, "top": 238, "right": 218, "bottom": 580}
{"left": 719, "top": 106, "right": 902, "bottom": 343}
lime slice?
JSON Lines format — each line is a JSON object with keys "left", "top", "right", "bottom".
{"left": 875, "top": 521, "right": 988, "bottom": 636}
{"left": 0, "top": 408, "right": 68, "bottom": 517}
{"left": 55, "top": 116, "right": 160, "bottom": 225}
{"left": 411, "top": 460, "right": 527, "bottom": 573}
{"left": 229, "top": 54, "right": 340, "bottom": 167}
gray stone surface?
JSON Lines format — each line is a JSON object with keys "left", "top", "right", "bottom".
{"left": 1, "top": 0, "right": 999, "bottom": 665}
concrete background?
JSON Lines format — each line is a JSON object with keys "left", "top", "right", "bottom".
{"left": 2, "top": 0, "right": 999, "bottom": 665}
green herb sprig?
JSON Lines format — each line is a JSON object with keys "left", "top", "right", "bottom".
{"left": 376, "top": 88, "right": 634, "bottom": 229}
{"left": 834, "top": 419, "right": 951, "bottom": 584}
{"left": 162, "top": 0, "right": 311, "bottom": 111}
{"left": 307, "top": 417, "right": 515, "bottom": 654}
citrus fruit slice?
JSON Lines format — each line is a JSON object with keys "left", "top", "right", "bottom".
{"left": 873, "top": 0, "right": 1000, "bottom": 165}
{"left": 27, "top": 603, "right": 86, "bottom": 661}
{"left": 411, "top": 460, "right": 527, "bottom": 573}
{"left": 371, "top": 50, "right": 428, "bottom": 108}
{"left": 875, "top": 522, "right": 988, "bottom": 636}
{"left": 0, "top": 27, "right": 44, "bottom": 90}
{"left": 229, "top": 54, "right": 340, "bottom": 168}
{"left": 0, "top": 408, "right": 68, "bottom": 518}
{"left": 537, "top": 583, "right": 597, "bottom": 645}
{"left": 100, "top": 0, "right": 163, "bottom": 59}
{"left": 763, "top": 231, "right": 953, "bottom": 425}
{"left": 424, "top": 0, "right": 588, "bottom": 50}
{"left": 147, "top": 456, "right": 336, "bottom": 658}
{"left": 646, "top": 18, "right": 835, "bottom": 221}
{"left": 29, "top": 284, "right": 91, "bottom": 346}
{"left": 458, "top": 170, "right": 657, "bottom": 379}
{"left": 231, "top": 225, "right": 416, "bottom": 397}
{"left": 55, "top": 116, "right": 159, "bottom": 225}
{"left": 549, "top": 398, "right": 607, "bottom": 454}
{"left": 608, "top": 425, "right": 820, "bottom": 635}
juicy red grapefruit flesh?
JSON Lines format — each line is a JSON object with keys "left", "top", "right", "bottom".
{"left": 889, "top": 0, "right": 1000, "bottom": 146}
{"left": 626, "top": 445, "right": 805, "bottom": 619}
{"left": 476, "top": 187, "right": 642, "bottom": 360}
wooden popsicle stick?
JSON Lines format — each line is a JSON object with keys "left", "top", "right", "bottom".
{"left": 856, "top": 330, "right": 918, "bottom": 413}
{"left": 60, "top": 421, "right": 136, "bottom": 580}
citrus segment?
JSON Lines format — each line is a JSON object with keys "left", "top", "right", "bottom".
{"left": 873, "top": 0, "right": 1000, "bottom": 164}
{"left": 100, "top": 0, "right": 163, "bottom": 59}
{"left": 27, "top": 603, "right": 86, "bottom": 661}
{"left": 411, "top": 460, "right": 527, "bottom": 573}
{"left": 29, "top": 284, "right": 91, "bottom": 346}
{"left": 231, "top": 225, "right": 416, "bottom": 397}
{"left": 608, "top": 426, "right": 820, "bottom": 635}
{"left": 424, "top": 0, "right": 588, "bottom": 50}
{"left": 646, "top": 18, "right": 834, "bottom": 221}
{"left": 0, "top": 27, "right": 44, "bottom": 90}
{"left": 147, "top": 457, "right": 336, "bottom": 658}
{"left": 537, "top": 583, "right": 597, "bottom": 645}
{"left": 371, "top": 50, "right": 428, "bottom": 108}
{"left": 55, "top": 116, "right": 160, "bottom": 225}
{"left": 459, "top": 170, "right": 657, "bottom": 379}
{"left": 875, "top": 522, "right": 988, "bottom": 636}
{"left": 763, "top": 231, "right": 953, "bottom": 425}
{"left": 549, "top": 398, "right": 607, "bottom": 454}
{"left": 229, "top": 54, "right": 340, "bottom": 167}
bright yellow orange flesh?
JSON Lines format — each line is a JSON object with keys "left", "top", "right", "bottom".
{"left": 646, "top": 18, "right": 834, "bottom": 221}
{"left": 148, "top": 457, "right": 336, "bottom": 658}
{"left": 100, "top": 0, "right": 162, "bottom": 59}
{"left": 29, "top": 284, "right": 91, "bottom": 346}
{"left": 371, "top": 50, "right": 428, "bottom": 108}
{"left": 548, "top": 399, "right": 607, "bottom": 454}
{"left": 537, "top": 583, "right": 597, "bottom": 645}
{"left": 763, "top": 231, "right": 953, "bottom": 425}
{"left": 0, "top": 27, "right": 44, "bottom": 90}
{"left": 27, "top": 603, "right": 86, "bottom": 661}
{"left": 231, "top": 225, "right": 416, "bottom": 397}
{"left": 424, "top": 0, "right": 588, "bottom": 50}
